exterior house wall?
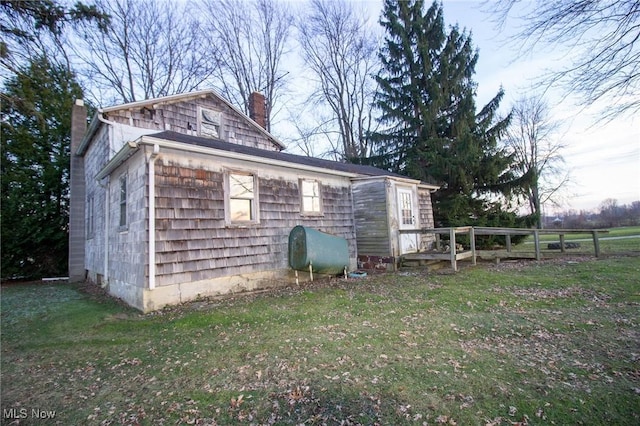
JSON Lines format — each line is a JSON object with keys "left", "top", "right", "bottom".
{"left": 353, "top": 179, "right": 391, "bottom": 257}
{"left": 77, "top": 91, "right": 439, "bottom": 312}
{"left": 84, "top": 126, "right": 109, "bottom": 284}
{"left": 105, "top": 96, "right": 278, "bottom": 152}
{"left": 84, "top": 127, "right": 149, "bottom": 309}
{"left": 418, "top": 186, "right": 436, "bottom": 250}
{"left": 353, "top": 177, "right": 437, "bottom": 271}
{"left": 105, "top": 150, "right": 148, "bottom": 309}
{"left": 142, "top": 148, "right": 356, "bottom": 311}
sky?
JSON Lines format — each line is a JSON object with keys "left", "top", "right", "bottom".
{"left": 284, "top": 0, "right": 639, "bottom": 213}
{"left": 437, "top": 0, "right": 640, "bottom": 213}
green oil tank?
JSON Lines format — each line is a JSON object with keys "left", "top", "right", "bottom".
{"left": 288, "top": 226, "right": 349, "bottom": 274}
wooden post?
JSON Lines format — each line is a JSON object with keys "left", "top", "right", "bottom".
{"left": 506, "top": 234, "right": 512, "bottom": 252}
{"left": 534, "top": 230, "right": 541, "bottom": 261}
{"left": 392, "top": 247, "right": 398, "bottom": 272}
{"left": 559, "top": 234, "right": 566, "bottom": 253}
{"left": 470, "top": 227, "right": 476, "bottom": 265}
{"left": 592, "top": 231, "right": 601, "bottom": 257}
{"left": 450, "top": 228, "right": 457, "bottom": 271}
{"left": 435, "top": 233, "right": 441, "bottom": 251}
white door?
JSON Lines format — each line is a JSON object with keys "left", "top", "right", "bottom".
{"left": 397, "top": 188, "right": 418, "bottom": 254}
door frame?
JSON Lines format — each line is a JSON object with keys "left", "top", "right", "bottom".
{"left": 396, "top": 186, "right": 419, "bottom": 254}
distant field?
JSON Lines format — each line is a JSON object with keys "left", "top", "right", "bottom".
{"left": 536, "top": 225, "right": 640, "bottom": 241}
{"left": 2, "top": 256, "right": 639, "bottom": 425}
{"left": 516, "top": 226, "right": 640, "bottom": 255}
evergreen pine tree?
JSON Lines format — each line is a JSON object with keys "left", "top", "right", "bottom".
{"left": 372, "top": 0, "right": 531, "bottom": 230}
{"left": 1, "top": 56, "right": 85, "bottom": 278}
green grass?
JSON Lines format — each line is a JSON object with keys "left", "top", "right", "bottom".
{"left": 535, "top": 225, "right": 640, "bottom": 241}
{"left": 511, "top": 225, "right": 640, "bottom": 255}
{"left": 2, "top": 257, "right": 639, "bottom": 425}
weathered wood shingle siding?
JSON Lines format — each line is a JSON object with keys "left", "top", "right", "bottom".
{"left": 106, "top": 96, "right": 278, "bottom": 151}
{"left": 83, "top": 126, "right": 109, "bottom": 280}
{"left": 106, "top": 150, "right": 148, "bottom": 307}
{"left": 153, "top": 155, "right": 356, "bottom": 288}
{"left": 352, "top": 180, "right": 391, "bottom": 256}
{"left": 418, "top": 187, "right": 436, "bottom": 250}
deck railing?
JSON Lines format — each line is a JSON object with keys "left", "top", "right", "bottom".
{"left": 398, "top": 226, "right": 609, "bottom": 271}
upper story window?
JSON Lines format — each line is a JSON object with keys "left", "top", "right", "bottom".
{"left": 198, "top": 107, "right": 222, "bottom": 139}
{"left": 300, "top": 179, "right": 322, "bottom": 215}
{"left": 119, "top": 174, "right": 128, "bottom": 229}
{"left": 227, "top": 172, "right": 258, "bottom": 224}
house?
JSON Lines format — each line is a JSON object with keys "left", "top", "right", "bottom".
{"left": 69, "top": 90, "right": 438, "bottom": 312}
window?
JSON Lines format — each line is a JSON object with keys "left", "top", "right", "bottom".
{"left": 87, "top": 195, "right": 94, "bottom": 238}
{"left": 228, "top": 173, "right": 257, "bottom": 223}
{"left": 300, "top": 179, "right": 322, "bottom": 214}
{"left": 119, "top": 174, "right": 127, "bottom": 228}
{"left": 399, "top": 190, "right": 414, "bottom": 226}
{"left": 198, "top": 107, "right": 221, "bottom": 138}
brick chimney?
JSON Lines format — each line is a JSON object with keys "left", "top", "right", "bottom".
{"left": 248, "top": 92, "right": 267, "bottom": 130}
{"left": 69, "top": 99, "right": 87, "bottom": 282}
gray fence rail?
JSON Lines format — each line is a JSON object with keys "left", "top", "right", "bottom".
{"left": 398, "top": 227, "right": 609, "bottom": 271}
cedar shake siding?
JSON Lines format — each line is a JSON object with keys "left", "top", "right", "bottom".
{"left": 418, "top": 186, "right": 437, "bottom": 250}
{"left": 152, "top": 159, "right": 356, "bottom": 289}
{"left": 75, "top": 90, "right": 438, "bottom": 312}
{"left": 103, "top": 92, "right": 281, "bottom": 152}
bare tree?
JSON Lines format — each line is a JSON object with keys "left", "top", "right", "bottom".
{"left": 490, "top": 0, "right": 640, "bottom": 119}
{"left": 599, "top": 198, "right": 622, "bottom": 227}
{"left": 72, "top": 0, "right": 215, "bottom": 104}
{"left": 296, "top": 0, "right": 379, "bottom": 161}
{"left": 0, "top": 0, "right": 107, "bottom": 77}
{"left": 202, "top": 0, "right": 292, "bottom": 131}
{"left": 506, "top": 95, "right": 569, "bottom": 228}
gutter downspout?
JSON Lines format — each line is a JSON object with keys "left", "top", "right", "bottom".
{"left": 97, "top": 176, "right": 110, "bottom": 288}
{"left": 104, "top": 176, "right": 110, "bottom": 287}
{"left": 97, "top": 111, "right": 117, "bottom": 156}
{"left": 148, "top": 144, "right": 160, "bottom": 290}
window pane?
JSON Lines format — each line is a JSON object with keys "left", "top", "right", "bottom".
{"left": 311, "top": 197, "right": 320, "bottom": 212}
{"left": 120, "top": 176, "right": 127, "bottom": 203}
{"left": 120, "top": 202, "right": 127, "bottom": 227}
{"left": 200, "top": 108, "right": 221, "bottom": 138}
{"left": 230, "top": 198, "right": 252, "bottom": 221}
{"left": 302, "top": 180, "right": 318, "bottom": 197}
{"left": 302, "top": 196, "right": 314, "bottom": 212}
{"left": 301, "top": 180, "right": 320, "bottom": 213}
{"left": 230, "top": 174, "right": 254, "bottom": 199}
{"left": 119, "top": 176, "right": 127, "bottom": 227}
{"left": 400, "top": 192, "right": 413, "bottom": 225}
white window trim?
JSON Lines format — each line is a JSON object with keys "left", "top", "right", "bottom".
{"left": 224, "top": 170, "right": 259, "bottom": 226}
{"left": 299, "top": 178, "right": 323, "bottom": 216}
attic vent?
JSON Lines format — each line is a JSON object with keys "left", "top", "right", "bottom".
{"left": 198, "top": 107, "right": 221, "bottom": 139}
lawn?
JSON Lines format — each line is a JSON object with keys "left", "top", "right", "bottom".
{"left": 1, "top": 256, "right": 639, "bottom": 425}
{"left": 511, "top": 226, "right": 640, "bottom": 256}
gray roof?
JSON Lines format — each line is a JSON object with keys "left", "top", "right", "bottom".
{"left": 152, "top": 130, "right": 406, "bottom": 178}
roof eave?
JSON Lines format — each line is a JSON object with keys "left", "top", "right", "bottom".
{"left": 76, "top": 111, "right": 102, "bottom": 156}
{"left": 138, "top": 135, "right": 361, "bottom": 178}
{"left": 95, "top": 141, "right": 139, "bottom": 180}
